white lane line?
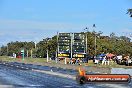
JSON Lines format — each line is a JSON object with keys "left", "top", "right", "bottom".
{"left": 0, "top": 85, "right": 14, "bottom": 88}
{"left": 28, "top": 85, "right": 44, "bottom": 87}
{"left": 98, "top": 84, "right": 129, "bottom": 88}
{"left": 16, "top": 66, "right": 19, "bottom": 67}
{"left": 32, "top": 69, "right": 76, "bottom": 80}
{"left": 21, "top": 67, "right": 24, "bottom": 68}
{"left": 63, "top": 86, "right": 74, "bottom": 88}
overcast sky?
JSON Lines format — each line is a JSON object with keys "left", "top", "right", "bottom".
{"left": 0, "top": 0, "right": 132, "bottom": 46}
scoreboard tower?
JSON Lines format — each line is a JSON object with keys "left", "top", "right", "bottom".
{"left": 57, "top": 32, "right": 86, "bottom": 60}
{"left": 58, "top": 33, "right": 71, "bottom": 58}
{"left": 73, "top": 33, "right": 86, "bottom": 58}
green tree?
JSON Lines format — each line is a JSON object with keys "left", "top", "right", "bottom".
{"left": 127, "top": 9, "right": 132, "bottom": 17}
{"left": 36, "top": 36, "right": 57, "bottom": 58}
{"left": 0, "top": 46, "right": 7, "bottom": 56}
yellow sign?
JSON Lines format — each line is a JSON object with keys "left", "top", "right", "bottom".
{"left": 78, "top": 54, "right": 84, "bottom": 57}
{"left": 73, "top": 54, "right": 84, "bottom": 57}
{"left": 58, "top": 54, "right": 69, "bottom": 57}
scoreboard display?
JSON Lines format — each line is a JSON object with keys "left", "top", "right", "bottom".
{"left": 73, "top": 33, "right": 86, "bottom": 58}
{"left": 58, "top": 53, "right": 70, "bottom": 57}
{"left": 73, "top": 54, "right": 85, "bottom": 58}
{"left": 58, "top": 33, "right": 71, "bottom": 58}
{"left": 57, "top": 32, "right": 86, "bottom": 58}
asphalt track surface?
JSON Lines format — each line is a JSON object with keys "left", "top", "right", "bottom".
{"left": 0, "top": 61, "right": 131, "bottom": 88}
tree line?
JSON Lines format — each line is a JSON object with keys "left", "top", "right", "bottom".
{"left": 0, "top": 31, "right": 132, "bottom": 58}
{"left": 127, "top": 9, "right": 132, "bottom": 17}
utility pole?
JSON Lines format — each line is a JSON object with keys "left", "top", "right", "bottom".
{"left": 27, "top": 50, "right": 28, "bottom": 58}
{"left": 34, "top": 41, "right": 37, "bottom": 58}
{"left": 56, "top": 49, "right": 58, "bottom": 63}
{"left": 93, "top": 24, "right": 96, "bottom": 57}
{"left": 0, "top": 46, "right": 1, "bottom": 55}
{"left": 70, "top": 33, "right": 73, "bottom": 63}
{"left": 46, "top": 38, "right": 49, "bottom": 62}
{"left": 7, "top": 44, "right": 8, "bottom": 56}
{"left": 56, "top": 32, "right": 59, "bottom": 63}
{"left": 47, "top": 49, "right": 49, "bottom": 62}
{"left": 31, "top": 49, "right": 33, "bottom": 58}
{"left": 34, "top": 41, "right": 37, "bottom": 50}
{"left": 95, "top": 33, "right": 97, "bottom": 56}
{"left": 84, "top": 27, "right": 89, "bottom": 56}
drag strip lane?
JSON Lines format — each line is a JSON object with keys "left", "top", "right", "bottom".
{"left": 0, "top": 61, "right": 131, "bottom": 88}
{"left": 0, "top": 64, "right": 82, "bottom": 88}
{"left": 32, "top": 69, "right": 76, "bottom": 80}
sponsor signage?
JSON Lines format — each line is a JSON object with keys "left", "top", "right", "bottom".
{"left": 58, "top": 53, "right": 70, "bottom": 57}
{"left": 73, "top": 54, "right": 85, "bottom": 58}
{"left": 76, "top": 68, "right": 131, "bottom": 84}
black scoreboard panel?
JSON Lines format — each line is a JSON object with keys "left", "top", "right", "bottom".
{"left": 73, "top": 33, "right": 86, "bottom": 58}
{"left": 57, "top": 32, "right": 86, "bottom": 58}
{"left": 58, "top": 33, "right": 71, "bottom": 58}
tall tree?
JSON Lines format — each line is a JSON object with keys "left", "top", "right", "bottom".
{"left": 127, "top": 9, "right": 132, "bottom": 17}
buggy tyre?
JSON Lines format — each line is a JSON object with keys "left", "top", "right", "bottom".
{"left": 76, "top": 75, "right": 86, "bottom": 84}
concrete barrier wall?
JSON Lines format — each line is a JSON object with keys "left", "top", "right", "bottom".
{"left": 84, "top": 66, "right": 111, "bottom": 74}
{"left": 111, "top": 68, "right": 132, "bottom": 76}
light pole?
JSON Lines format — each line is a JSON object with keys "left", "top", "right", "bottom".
{"left": 93, "top": 24, "right": 96, "bottom": 57}
{"left": 7, "top": 44, "right": 8, "bottom": 56}
{"left": 95, "top": 33, "right": 97, "bottom": 56}
{"left": 31, "top": 49, "right": 33, "bottom": 58}
{"left": 34, "top": 41, "right": 37, "bottom": 58}
{"left": 46, "top": 39, "right": 49, "bottom": 62}
{"left": 47, "top": 49, "right": 49, "bottom": 62}
{"left": 27, "top": 50, "right": 28, "bottom": 58}
{"left": 56, "top": 31, "right": 59, "bottom": 63}
{"left": 84, "top": 27, "right": 89, "bottom": 59}
{"left": 0, "top": 46, "right": 1, "bottom": 55}
{"left": 46, "top": 38, "right": 51, "bottom": 62}
{"left": 34, "top": 41, "right": 37, "bottom": 50}
{"left": 70, "top": 33, "right": 73, "bottom": 63}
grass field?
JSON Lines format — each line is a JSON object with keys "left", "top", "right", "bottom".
{"left": 0, "top": 56, "right": 131, "bottom": 69}
{"left": 83, "top": 60, "right": 132, "bottom": 68}
{"left": 0, "top": 56, "right": 47, "bottom": 63}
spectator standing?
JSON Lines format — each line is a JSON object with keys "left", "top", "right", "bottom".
{"left": 102, "top": 56, "right": 106, "bottom": 65}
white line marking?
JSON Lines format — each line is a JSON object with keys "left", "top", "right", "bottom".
{"left": 32, "top": 69, "right": 76, "bottom": 80}
{"left": 21, "top": 67, "right": 24, "bottom": 68}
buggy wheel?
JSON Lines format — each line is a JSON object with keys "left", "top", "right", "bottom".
{"left": 76, "top": 75, "right": 86, "bottom": 84}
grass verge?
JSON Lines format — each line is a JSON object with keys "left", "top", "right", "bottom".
{"left": 0, "top": 56, "right": 131, "bottom": 69}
